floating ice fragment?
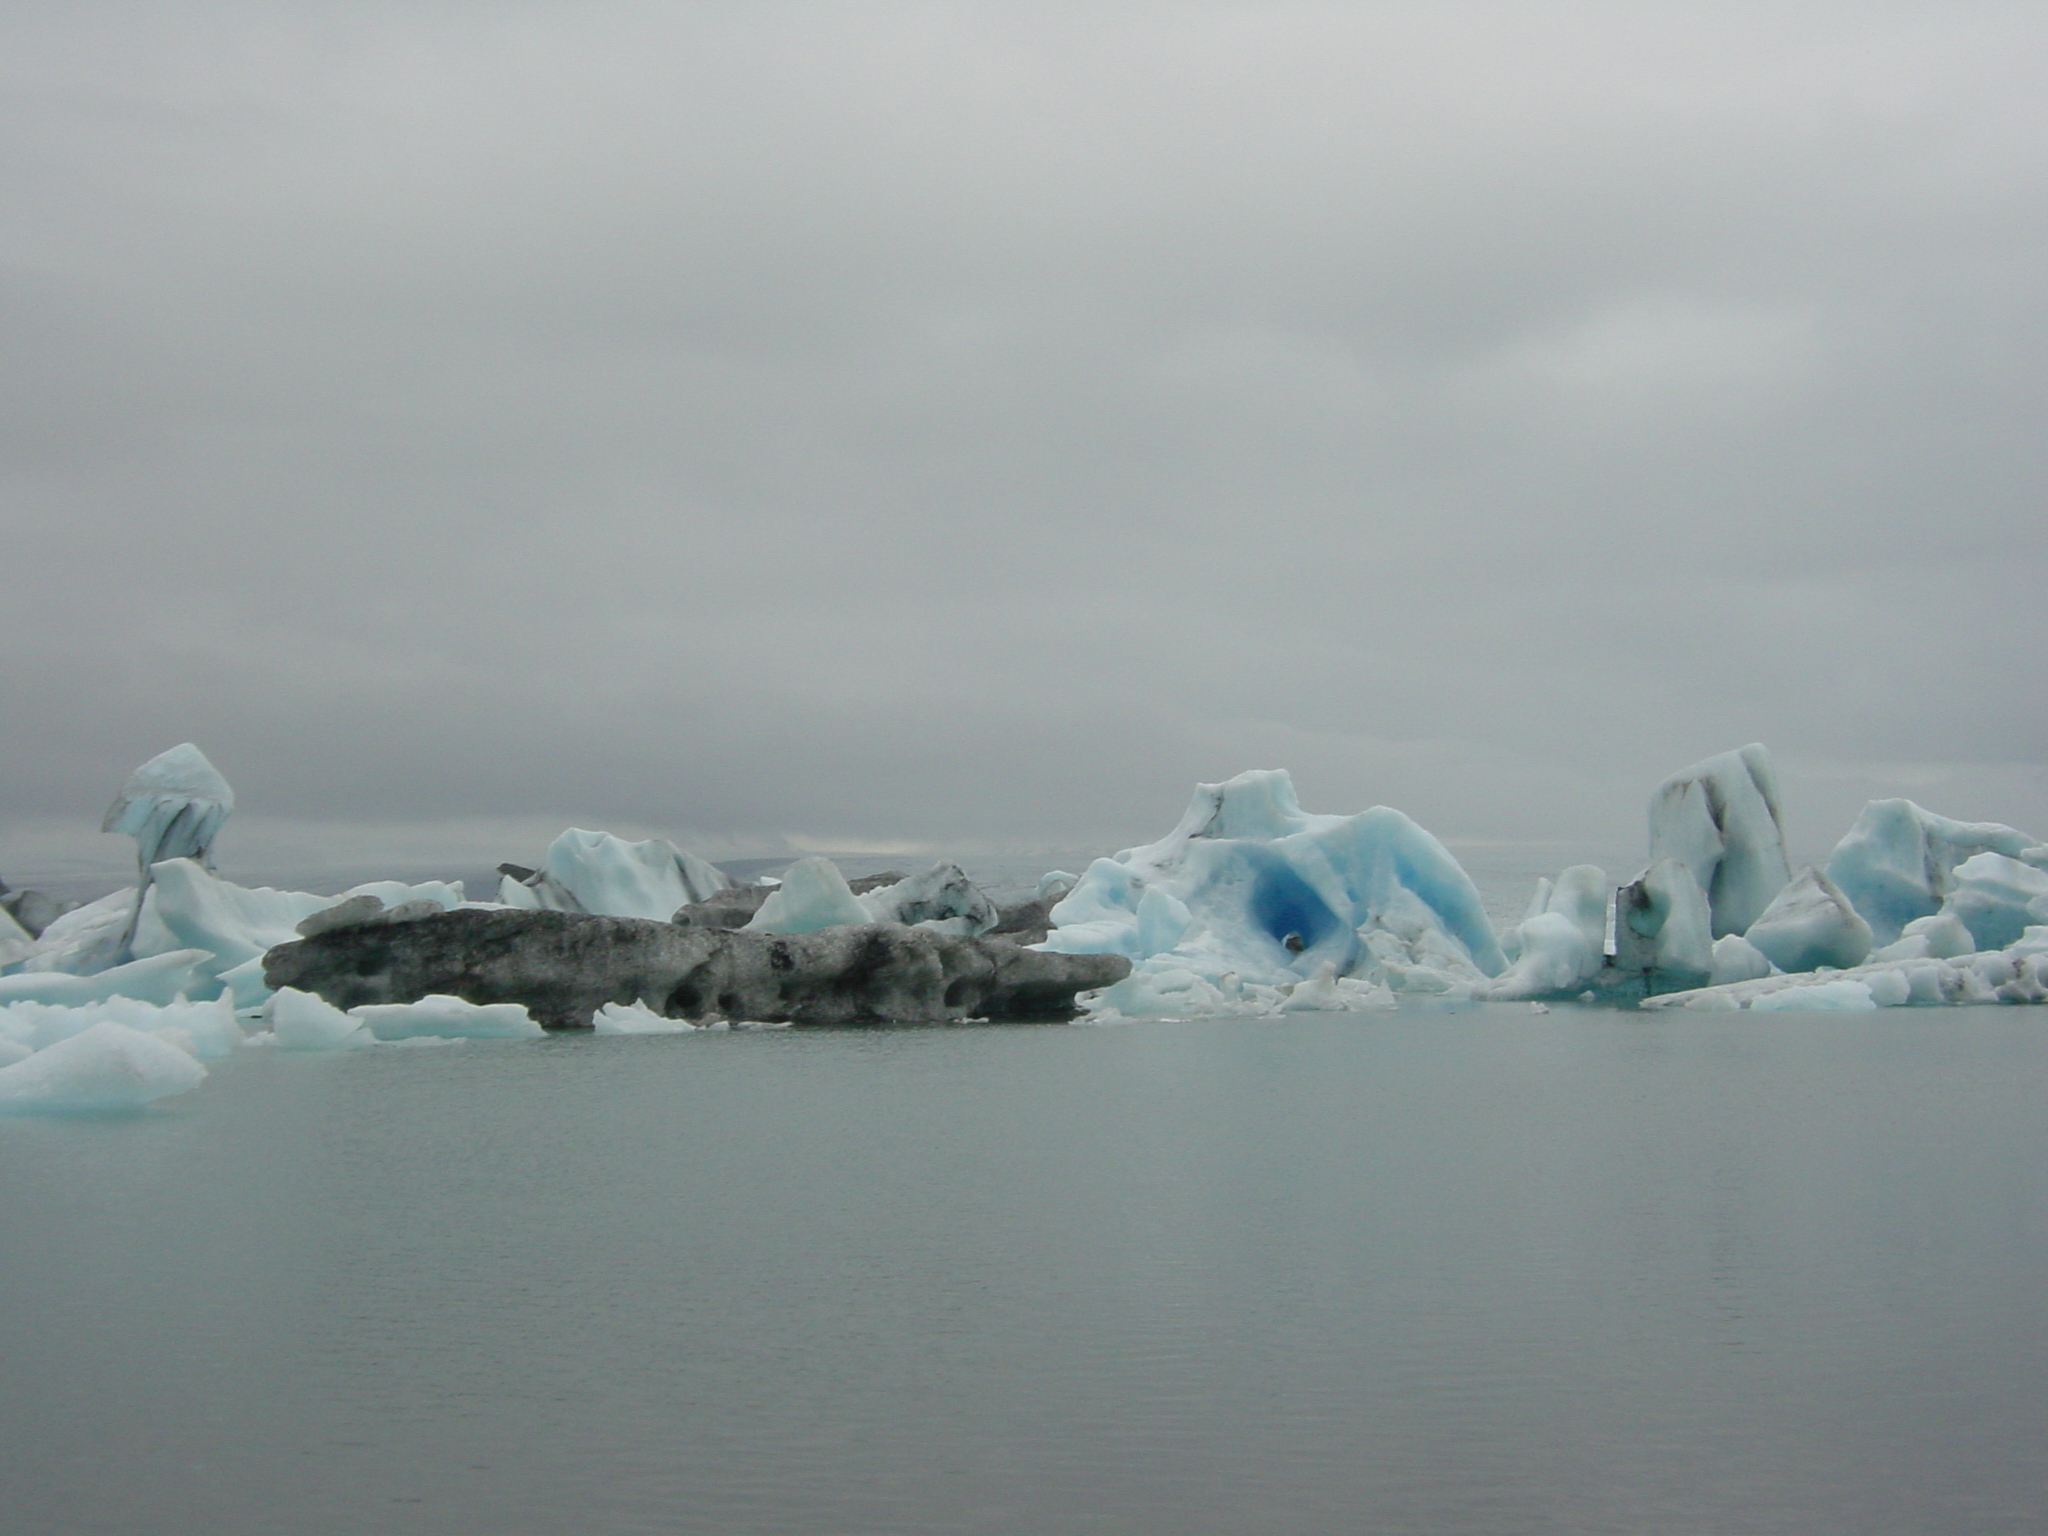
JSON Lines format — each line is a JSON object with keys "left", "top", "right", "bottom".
{"left": 0, "top": 1020, "right": 208, "bottom": 1111}
{"left": 266, "top": 987, "right": 377, "bottom": 1051}
{"left": 592, "top": 1001, "right": 699, "bottom": 1035}
{"left": 348, "top": 995, "right": 544, "bottom": 1041}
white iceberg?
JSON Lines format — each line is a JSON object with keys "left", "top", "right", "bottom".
{"left": 1743, "top": 867, "right": 1872, "bottom": 974}
{"left": 1708, "top": 933, "right": 1777, "bottom": 986}
{"left": 1647, "top": 744, "right": 1791, "bottom": 937}
{"left": 0, "top": 1020, "right": 208, "bottom": 1111}
{"left": 0, "top": 949, "right": 217, "bottom": 1008}
{"left": 1484, "top": 865, "right": 1609, "bottom": 1000}
{"left": 1609, "top": 857, "right": 1714, "bottom": 988}
{"left": 498, "top": 829, "right": 730, "bottom": 921}
{"left": 857, "top": 863, "right": 999, "bottom": 936}
{"left": 1869, "top": 911, "right": 1976, "bottom": 962}
{"left": 743, "top": 856, "right": 873, "bottom": 935}
{"left": 265, "top": 987, "right": 377, "bottom": 1051}
{"left": 1944, "top": 852, "right": 2048, "bottom": 953}
{"left": 0, "top": 994, "right": 244, "bottom": 1059}
{"left": 100, "top": 743, "right": 237, "bottom": 962}
{"left": 348, "top": 994, "right": 544, "bottom": 1041}
{"left": 1644, "top": 933, "right": 2048, "bottom": 1011}
{"left": 592, "top": 1000, "right": 699, "bottom": 1035}
{"left": 1825, "top": 799, "right": 2035, "bottom": 944}
{"left": 1042, "top": 769, "right": 1502, "bottom": 1016}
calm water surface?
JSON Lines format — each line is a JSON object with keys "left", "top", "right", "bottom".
{"left": 5, "top": 1006, "right": 2047, "bottom": 1535}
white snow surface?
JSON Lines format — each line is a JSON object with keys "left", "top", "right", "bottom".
{"left": 1045, "top": 769, "right": 1503, "bottom": 1015}
{"left": 0, "top": 1020, "right": 209, "bottom": 1111}
{"left": 1743, "top": 867, "right": 1873, "bottom": 974}
{"left": 1825, "top": 799, "right": 2035, "bottom": 944}
{"left": 1647, "top": 744, "right": 1791, "bottom": 938}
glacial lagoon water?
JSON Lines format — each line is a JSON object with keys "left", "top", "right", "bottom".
{"left": 6, "top": 1005, "right": 2048, "bottom": 1535}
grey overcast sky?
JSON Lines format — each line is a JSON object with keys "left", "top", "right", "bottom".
{"left": 4, "top": 1, "right": 2045, "bottom": 879}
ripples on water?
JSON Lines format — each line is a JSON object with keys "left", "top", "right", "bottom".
{"left": 4, "top": 1006, "right": 2046, "bottom": 1535}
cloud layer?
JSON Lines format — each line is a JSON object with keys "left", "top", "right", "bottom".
{"left": 5, "top": 2, "right": 2045, "bottom": 876}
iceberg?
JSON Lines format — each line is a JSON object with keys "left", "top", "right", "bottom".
{"left": 743, "top": 856, "right": 873, "bottom": 934}
{"left": 146, "top": 860, "right": 465, "bottom": 978}
{"left": 0, "top": 994, "right": 244, "bottom": 1059}
{"left": 0, "top": 1020, "right": 208, "bottom": 1111}
{"left": 1647, "top": 744, "right": 1791, "bottom": 937}
{"left": 1609, "top": 858, "right": 1714, "bottom": 989}
{"left": 1708, "top": 933, "right": 1776, "bottom": 986}
{"left": 1743, "top": 867, "right": 1873, "bottom": 974}
{"left": 0, "top": 949, "right": 216, "bottom": 1008}
{"left": 265, "top": 987, "right": 378, "bottom": 1051}
{"left": 100, "top": 743, "right": 236, "bottom": 961}
{"left": 1825, "top": 799, "right": 2035, "bottom": 944}
{"left": 348, "top": 994, "right": 545, "bottom": 1042}
{"left": 1041, "top": 769, "right": 1502, "bottom": 1014}
{"left": 1944, "top": 852, "right": 2048, "bottom": 953}
{"left": 592, "top": 1000, "right": 700, "bottom": 1035}
{"left": 1644, "top": 933, "right": 2048, "bottom": 1011}
{"left": 497, "top": 829, "right": 730, "bottom": 921}
{"left": 1869, "top": 911, "right": 1976, "bottom": 962}
{"left": 857, "top": 863, "right": 999, "bottom": 936}
{"left": 1484, "top": 865, "right": 1609, "bottom": 1000}
{"left": 267, "top": 907, "right": 1129, "bottom": 1027}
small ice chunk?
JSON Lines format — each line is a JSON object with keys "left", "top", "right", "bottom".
{"left": 1037, "top": 871, "right": 1079, "bottom": 901}
{"left": 1708, "top": 933, "right": 1775, "bottom": 986}
{"left": 1744, "top": 868, "right": 1872, "bottom": 973}
{"left": 592, "top": 1001, "right": 699, "bottom": 1035}
{"left": 0, "top": 1020, "right": 208, "bottom": 1110}
{"left": 743, "top": 856, "right": 872, "bottom": 934}
{"left": 349, "top": 995, "right": 544, "bottom": 1041}
{"left": 267, "top": 987, "right": 377, "bottom": 1051}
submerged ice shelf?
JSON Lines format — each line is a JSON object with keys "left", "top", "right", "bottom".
{"left": 3, "top": 738, "right": 2047, "bottom": 1109}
